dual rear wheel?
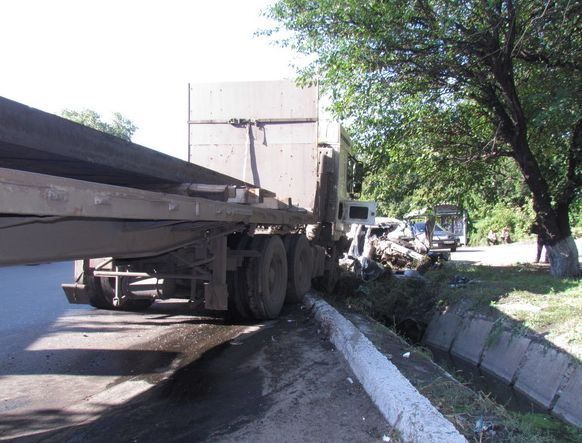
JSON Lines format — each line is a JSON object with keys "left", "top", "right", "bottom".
{"left": 228, "top": 234, "right": 314, "bottom": 320}
{"left": 87, "top": 233, "right": 315, "bottom": 319}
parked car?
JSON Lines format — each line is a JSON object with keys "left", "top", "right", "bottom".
{"left": 413, "top": 222, "right": 460, "bottom": 252}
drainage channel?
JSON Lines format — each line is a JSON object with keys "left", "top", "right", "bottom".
{"left": 340, "top": 308, "right": 560, "bottom": 441}
{"left": 429, "top": 348, "right": 545, "bottom": 414}
{"left": 398, "top": 322, "right": 582, "bottom": 441}
{"left": 421, "top": 305, "right": 582, "bottom": 429}
{"left": 329, "top": 270, "right": 581, "bottom": 436}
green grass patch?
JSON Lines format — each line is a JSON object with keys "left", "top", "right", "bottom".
{"left": 425, "top": 263, "right": 582, "bottom": 358}
{"left": 331, "top": 270, "right": 439, "bottom": 329}
{"left": 509, "top": 413, "right": 582, "bottom": 443}
{"left": 331, "top": 262, "right": 581, "bottom": 357}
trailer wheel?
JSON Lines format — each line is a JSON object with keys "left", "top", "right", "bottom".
{"left": 86, "top": 276, "right": 154, "bottom": 311}
{"left": 246, "top": 235, "right": 288, "bottom": 319}
{"left": 284, "top": 235, "right": 313, "bottom": 303}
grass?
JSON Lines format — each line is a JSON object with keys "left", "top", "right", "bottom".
{"left": 331, "top": 270, "right": 440, "bottom": 328}
{"left": 424, "top": 262, "right": 582, "bottom": 359}
{"left": 417, "top": 375, "right": 581, "bottom": 443}
{"left": 332, "top": 262, "right": 582, "bottom": 358}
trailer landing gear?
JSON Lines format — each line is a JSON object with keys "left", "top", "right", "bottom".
{"left": 86, "top": 276, "right": 154, "bottom": 311}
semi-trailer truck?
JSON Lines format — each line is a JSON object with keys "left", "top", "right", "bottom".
{"left": 0, "top": 80, "right": 375, "bottom": 319}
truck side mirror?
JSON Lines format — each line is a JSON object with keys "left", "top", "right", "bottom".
{"left": 347, "top": 156, "right": 364, "bottom": 198}
{"left": 352, "top": 162, "right": 363, "bottom": 195}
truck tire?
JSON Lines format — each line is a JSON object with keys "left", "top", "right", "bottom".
{"left": 86, "top": 276, "right": 154, "bottom": 311}
{"left": 246, "top": 235, "right": 288, "bottom": 319}
{"left": 284, "top": 234, "right": 313, "bottom": 304}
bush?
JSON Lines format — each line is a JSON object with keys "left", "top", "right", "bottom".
{"left": 469, "top": 203, "right": 535, "bottom": 246}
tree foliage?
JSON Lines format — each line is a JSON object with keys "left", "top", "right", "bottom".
{"left": 61, "top": 109, "right": 137, "bottom": 141}
{"left": 266, "top": 0, "right": 581, "bottom": 276}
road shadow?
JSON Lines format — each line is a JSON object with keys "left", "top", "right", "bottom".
{"left": 0, "top": 408, "right": 93, "bottom": 440}
{"left": 2, "top": 305, "right": 388, "bottom": 443}
{"left": 0, "top": 349, "right": 179, "bottom": 377}
{"left": 1, "top": 314, "right": 275, "bottom": 442}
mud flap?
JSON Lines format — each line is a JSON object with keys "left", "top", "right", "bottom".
{"left": 62, "top": 283, "right": 91, "bottom": 305}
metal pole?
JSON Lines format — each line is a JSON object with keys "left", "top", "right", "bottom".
{"left": 187, "top": 82, "right": 191, "bottom": 162}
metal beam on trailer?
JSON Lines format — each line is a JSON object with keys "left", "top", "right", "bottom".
{"left": 0, "top": 96, "right": 253, "bottom": 190}
{"left": 0, "top": 167, "right": 313, "bottom": 266}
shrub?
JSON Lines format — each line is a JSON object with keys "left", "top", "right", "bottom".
{"left": 469, "top": 203, "right": 535, "bottom": 246}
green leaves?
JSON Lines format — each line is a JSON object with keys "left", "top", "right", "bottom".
{"left": 61, "top": 109, "right": 137, "bottom": 141}
{"left": 265, "top": 0, "right": 580, "bottom": 225}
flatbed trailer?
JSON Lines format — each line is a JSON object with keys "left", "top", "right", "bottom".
{"left": 0, "top": 81, "right": 375, "bottom": 319}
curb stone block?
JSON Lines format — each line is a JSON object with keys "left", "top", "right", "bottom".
{"left": 552, "top": 364, "right": 582, "bottom": 427}
{"left": 423, "top": 312, "right": 463, "bottom": 352}
{"left": 480, "top": 331, "right": 531, "bottom": 384}
{"left": 450, "top": 318, "right": 494, "bottom": 365}
{"left": 513, "top": 343, "right": 572, "bottom": 409}
{"left": 304, "top": 293, "right": 466, "bottom": 443}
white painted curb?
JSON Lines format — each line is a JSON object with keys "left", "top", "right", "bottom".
{"left": 304, "top": 292, "right": 466, "bottom": 443}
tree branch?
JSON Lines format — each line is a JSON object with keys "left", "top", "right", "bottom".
{"left": 516, "top": 49, "right": 582, "bottom": 71}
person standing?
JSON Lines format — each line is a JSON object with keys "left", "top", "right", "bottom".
{"left": 501, "top": 226, "right": 511, "bottom": 244}
{"left": 530, "top": 220, "right": 548, "bottom": 263}
{"left": 487, "top": 229, "right": 498, "bottom": 246}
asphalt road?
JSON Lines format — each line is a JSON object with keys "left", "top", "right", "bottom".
{"left": 449, "top": 239, "right": 582, "bottom": 266}
{"left": 0, "top": 263, "right": 390, "bottom": 442}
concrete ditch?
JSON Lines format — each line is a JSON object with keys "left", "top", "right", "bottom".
{"left": 422, "top": 303, "right": 582, "bottom": 427}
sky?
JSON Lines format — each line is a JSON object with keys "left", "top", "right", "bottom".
{"left": 0, "top": 0, "right": 299, "bottom": 160}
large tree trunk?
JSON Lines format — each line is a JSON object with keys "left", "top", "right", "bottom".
{"left": 547, "top": 236, "right": 580, "bottom": 278}
{"left": 486, "top": 24, "right": 579, "bottom": 278}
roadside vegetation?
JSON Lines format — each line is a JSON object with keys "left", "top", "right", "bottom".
{"left": 265, "top": 0, "right": 581, "bottom": 276}
{"left": 428, "top": 263, "right": 582, "bottom": 359}
{"left": 61, "top": 109, "right": 137, "bottom": 141}
{"left": 468, "top": 202, "right": 582, "bottom": 247}
{"left": 333, "top": 261, "right": 582, "bottom": 358}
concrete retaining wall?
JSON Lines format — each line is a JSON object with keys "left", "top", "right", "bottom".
{"left": 423, "top": 306, "right": 581, "bottom": 428}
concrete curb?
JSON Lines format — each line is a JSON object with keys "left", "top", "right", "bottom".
{"left": 304, "top": 292, "right": 466, "bottom": 443}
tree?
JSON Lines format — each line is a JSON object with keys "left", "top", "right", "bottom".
{"left": 61, "top": 109, "right": 137, "bottom": 141}
{"left": 266, "top": 0, "right": 581, "bottom": 277}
